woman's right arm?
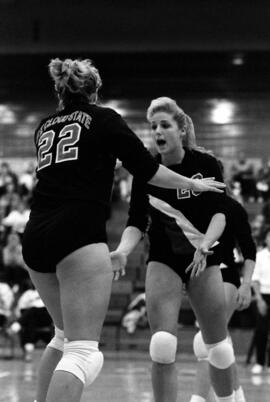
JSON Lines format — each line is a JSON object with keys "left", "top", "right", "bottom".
{"left": 111, "top": 176, "right": 148, "bottom": 280}
{"left": 150, "top": 164, "right": 225, "bottom": 192}
{"left": 113, "top": 226, "right": 143, "bottom": 258}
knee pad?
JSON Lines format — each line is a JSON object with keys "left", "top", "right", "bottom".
{"left": 55, "top": 340, "right": 104, "bottom": 387}
{"left": 47, "top": 326, "right": 64, "bottom": 352}
{"left": 149, "top": 331, "right": 177, "bottom": 364}
{"left": 193, "top": 331, "right": 208, "bottom": 361}
{"left": 206, "top": 337, "right": 235, "bottom": 369}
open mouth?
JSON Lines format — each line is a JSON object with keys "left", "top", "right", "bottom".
{"left": 156, "top": 139, "right": 166, "bottom": 146}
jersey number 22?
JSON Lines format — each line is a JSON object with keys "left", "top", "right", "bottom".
{"left": 37, "top": 123, "right": 81, "bottom": 171}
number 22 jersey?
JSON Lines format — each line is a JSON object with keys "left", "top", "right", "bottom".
{"left": 32, "top": 101, "right": 159, "bottom": 213}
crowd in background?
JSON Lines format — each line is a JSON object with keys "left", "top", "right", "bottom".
{"left": 0, "top": 153, "right": 270, "bottom": 362}
{"left": 0, "top": 160, "right": 52, "bottom": 361}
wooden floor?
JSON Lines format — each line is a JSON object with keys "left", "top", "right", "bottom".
{"left": 0, "top": 349, "right": 269, "bottom": 402}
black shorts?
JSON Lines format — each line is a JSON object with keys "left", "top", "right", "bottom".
{"left": 220, "top": 264, "right": 241, "bottom": 288}
{"left": 22, "top": 202, "right": 107, "bottom": 273}
{"left": 147, "top": 242, "right": 222, "bottom": 284}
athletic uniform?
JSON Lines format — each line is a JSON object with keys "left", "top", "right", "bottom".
{"left": 219, "top": 196, "right": 256, "bottom": 288}
{"left": 22, "top": 101, "right": 159, "bottom": 273}
{"left": 127, "top": 149, "right": 227, "bottom": 283}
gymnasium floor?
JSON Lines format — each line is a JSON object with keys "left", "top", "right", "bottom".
{"left": 0, "top": 349, "right": 269, "bottom": 402}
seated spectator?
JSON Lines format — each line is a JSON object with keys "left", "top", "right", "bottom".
{"left": 0, "top": 162, "right": 18, "bottom": 198}
{"left": 18, "top": 161, "right": 36, "bottom": 197}
{"left": 251, "top": 226, "right": 270, "bottom": 374}
{"left": 230, "top": 181, "right": 244, "bottom": 205}
{"left": 122, "top": 293, "right": 147, "bottom": 334}
{"left": 0, "top": 276, "right": 14, "bottom": 329}
{"left": 2, "top": 199, "right": 30, "bottom": 235}
{"left": 231, "top": 152, "right": 257, "bottom": 202}
{"left": 251, "top": 214, "right": 265, "bottom": 247}
{"left": 256, "top": 158, "right": 270, "bottom": 203}
{"left": 2, "top": 232, "right": 29, "bottom": 291}
{"left": 0, "top": 204, "right": 7, "bottom": 245}
{"left": 8, "top": 280, "right": 52, "bottom": 361}
{"left": 0, "top": 182, "right": 20, "bottom": 218}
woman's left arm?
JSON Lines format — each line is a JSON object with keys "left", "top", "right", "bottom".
{"left": 186, "top": 213, "right": 226, "bottom": 279}
{"left": 186, "top": 154, "right": 227, "bottom": 278}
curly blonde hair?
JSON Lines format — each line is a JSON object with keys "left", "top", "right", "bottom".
{"left": 49, "top": 58, "right": 102, "bottom": 109}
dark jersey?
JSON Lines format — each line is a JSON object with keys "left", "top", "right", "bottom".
{"left": 219, "top": 196, "right": 256, "bottom": 266}
{"left": 32, "top": 101, "right": 159, "bottom": 212}
{"left": 127, "top": 149, "right": 227, "bottom": 256}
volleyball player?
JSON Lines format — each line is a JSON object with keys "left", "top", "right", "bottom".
{"left": 21, "top": 60, "right": 225, "bottom": 402}
{"left": 190, "top": 194, "right": 256, "bottom": 402}
{"left": 111, "top": 97, "right": 235, "bottom": 402}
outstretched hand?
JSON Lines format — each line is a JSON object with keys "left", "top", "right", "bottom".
{"left": 110, "top": 250, "right": 127, "bottom": 281}
{"left": 185, "top": 247, "right": 213, "bottom": 279}
{"left": 191, "top": 177, "right": 226, "bottom": 193}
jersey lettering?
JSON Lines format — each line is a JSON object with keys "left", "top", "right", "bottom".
{"left": 37, "top": 123, "right": 81, "bottom": 170}
{"left": 177, "top": 173, "right": 203, "bottom": 199}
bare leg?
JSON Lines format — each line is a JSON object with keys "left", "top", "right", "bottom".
{"left": 221, "top": 283, "right": 245, "bottom": 402}
{"left": 27, "top": 269, "right": 63, "bottom": 402}
{"left": 30, "top": 243, "right": 113, "bottom": 402}
{"left": 146, "top": 262, "right": 183, "bottom": 402}
{"left": 45, "top": 244, "right": 113, "bottom": 402}
{"left": 37, "top": 347, "right": 63, "bottom": 402}
{"left": 208, "top": 283, "right": 245, "bottom": 402}
{"left": 191, "top": 360, "right": 210, "bottom": 401}
{"left": 187, "top": 267, "right": 234, "bottom": 400}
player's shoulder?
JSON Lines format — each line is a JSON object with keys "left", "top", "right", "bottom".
{"left": 226, "top": 196, "right": 249, "bottom": 222}
{"left": 93, "top": 104, "right": 120, "bottom": 119}
{"left": 228, "top": 196, "right": 246, "bottom": 213}
{"left": 189, "top": 148, "right": 217, "bottom": 165}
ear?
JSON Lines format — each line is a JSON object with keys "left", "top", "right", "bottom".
{"left": 89, "top": 92, "right": 97, "bottom": 104}
{"left": 179, "top": 128, "right": 186, "bottom": 139}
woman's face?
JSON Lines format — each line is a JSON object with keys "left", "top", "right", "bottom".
{"left": 149, "top": 112, "right": 184, "bottom": 155}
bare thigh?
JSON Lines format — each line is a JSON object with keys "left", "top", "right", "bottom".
{"left": 56, "top": 243, "right": 113, "bottom": 341}
{"left": 146, "top": 262, "right": 183, "bottom": 335}
{"left": 187, "top": 266, "right": 227, "bottom": 344}
{"left": 27, "top": 268, "right": 63, "bottom": 330}
{"left": 224, "top": 282, "right": 238, "bottom": 323}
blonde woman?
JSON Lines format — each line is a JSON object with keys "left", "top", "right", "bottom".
{"left": 111, "top": 97, "right": 235, "bottom": 402}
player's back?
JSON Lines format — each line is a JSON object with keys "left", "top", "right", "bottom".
{"left": 33, "top": 102, "right": 118, "bottom": 209}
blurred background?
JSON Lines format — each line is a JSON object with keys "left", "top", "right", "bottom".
{"left": 1, "top": 0, "right": 270, "bottom": 356}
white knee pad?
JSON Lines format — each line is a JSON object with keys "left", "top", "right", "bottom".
{"left": 193, "top": 331, "right": 208, "bottom": 361}
{"left": 149, "top": 331, "right": 177, "bottom": 364}
{"left": 55, "top": 340, "right": 104, "bottom": 387}
{"left": 205, "top": 337, "right": 235, "bottom": 369}
{"left": 47, "top": 326, "right": 64, "bottom": 352}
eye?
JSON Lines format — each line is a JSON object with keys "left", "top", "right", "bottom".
{"left": 151, "top": 123, "right": 157, "bottom": 130}
{"left": 161, "top": 122, "right": 170, "bottom": 129}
